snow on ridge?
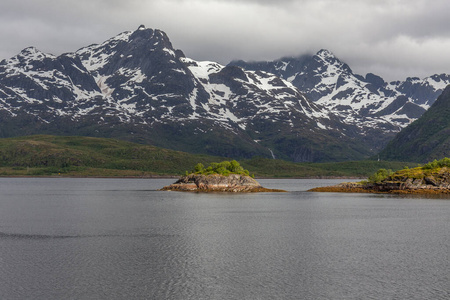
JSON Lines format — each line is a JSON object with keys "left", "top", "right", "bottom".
{"left": 183, "top": 58, "right": 223, "bottom": 80}
{"left": 275, "top": 61, "right": 289, "bottom": 72}
{"left": 17, "top": 47, "right": 56, "bottom": 61}
{"left": 76, "top": 31, "right": 134, "bottom": 73}
{"left": 118, "top": 101, "right": 137, "bottom": 114}
{"left": 162, "top": 48, "right": 176, "bottom": 57}
{"left": 425, "top": 76, "right": 450, "bottom": 90}
{"left": 115, "top": 67, "right": 146, "bottom": 83}
{"left": 6, "top": 47, "right": 56, "bottom": 70}
{"left": 183, "top": 59, "right": 232, "bottom": 106}
{"left": 96, "top": 76, "right": 115, "bottom": 97}
{"left": 80, "top": 51, "right": 114, "bottom": 73}
{"left": 316, "top": 121, "right": 327, "bottom": 130}
{"left": 188, "top": 87, "right": 200, "bottom": 120}
{"left": 78, "top": 31, "right": 132, "bottom": 54}
{"left": 182, "top": 56, "right": 328, "bottom": 128}
{"left": 315, "top": 50, "right": 341, "bottom": 68}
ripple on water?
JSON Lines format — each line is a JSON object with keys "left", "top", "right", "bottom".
{"left": 0, "top": 178, "right": 450, "bottom": 299}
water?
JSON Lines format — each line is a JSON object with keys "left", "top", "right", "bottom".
{"left": 0, "top": 178, "right": 449, "bottom": 299}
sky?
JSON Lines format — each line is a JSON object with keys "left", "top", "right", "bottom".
{"left": 1, "top": 0, "right": 450, "bottom": 81}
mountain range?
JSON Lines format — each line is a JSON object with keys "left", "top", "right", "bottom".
{"left": 230, "top": 51, "right": 450, "bottom": 138}
{"left": 0, "top": 25, "right": 448, "bottom": 162}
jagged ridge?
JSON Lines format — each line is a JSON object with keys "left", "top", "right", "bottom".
{"left": 230, "top": 50, "right": 450, "bottom": 150}
{"left": 0, "top": 26, "right": 371, "bottom": 162}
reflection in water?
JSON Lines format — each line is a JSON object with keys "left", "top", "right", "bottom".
{"left": 0, "top": 178, "right": 449, "bottom": 299}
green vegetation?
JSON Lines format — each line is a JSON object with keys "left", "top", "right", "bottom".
{"left": 366, "top": 157, "right": 450, "bottom": 184}
{"left": 188, "top": 160, "right": 250, "bottom": 176}
{"left": 379, "top": 86, "right": 450, "bottom": 162}
{"left": 0, "top": 135, "right": 417, "bottom": 178}
{"left": 423, "top": 157, "right": 450, "bottom": 169}
{"left": 367, "top": 168, "right": 394, "bottom": 183}
{"left": 0, "top": 135, "right": 227, "bottom": 177}
{"left": 240, "top": 157, "right": 416, "bottom": 178}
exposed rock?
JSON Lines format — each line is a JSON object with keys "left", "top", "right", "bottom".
{"left": 161, "top": 174, "right": 285, "bottom": 193}
{"left": 424, "top": 176, "right": 438, "bottom": 186}
{"left": 309, "top": 167, "right": 450, "bottom": 195}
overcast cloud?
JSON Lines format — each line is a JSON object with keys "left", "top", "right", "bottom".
{"left": 1, "top": 0, "right": 450, "bottom": 80}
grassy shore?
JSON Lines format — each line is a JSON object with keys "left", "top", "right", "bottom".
{"left": 310, "top": 158, "right": 450, "bottom": 194}
{"left": 0, "top": 135, "right": 417, "bottom": 178}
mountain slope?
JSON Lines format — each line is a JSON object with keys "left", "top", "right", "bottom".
{"left": 0, "top": 134, "right": 229, "bottom": 176}
{"left": 379, "top": 85, "right": 450, "bottom": 162}
{"left": 230, "top": 51, "right": 450, "bottom": 148}
{"left": 0, "top": 26, "right": 371, "bottom": 162}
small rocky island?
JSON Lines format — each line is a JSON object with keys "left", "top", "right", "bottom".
{"left": 310, "top": 158, "right": 450, "bottom": 194}
{"left": 161, "top": 161, "right": 285, "bottom": 193}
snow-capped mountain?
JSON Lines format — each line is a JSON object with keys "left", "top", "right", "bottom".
{"left": 0, "top": 26, "right": 370, "bottom": 162}
{"left": 230, "top": 50, "right": 450, "bottom": 135}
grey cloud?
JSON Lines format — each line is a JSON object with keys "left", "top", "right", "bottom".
{"left": 1, "top": 0, "right": 450, "bottom": 81}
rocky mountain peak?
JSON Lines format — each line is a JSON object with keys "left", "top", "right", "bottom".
{"left": 365, "top": 73, "right": 385, "bottom": 88}
{"left": 74, "top": 25, "right": 185, "bottom": 85}
{"left": 128, "top": 26, "right": 171, "bottom": 47}
{"left": 7, "top": 46, "right": 54, "bottom": 65}
{"left": 313, "top": 49, "right": 353, "bottom": 75}
{"left": 20, "top": 46, "right": 41, "bottom": 55}
{"left": 316, "top": 49, "right": 335, "bottom": 60}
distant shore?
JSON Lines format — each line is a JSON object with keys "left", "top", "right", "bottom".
{"left": 309, "top": 182, "right": 450, "bottom": 195}
{"left": 0, "top": 173, "right": 363, "bottom": 180}
{"left": 0, "top": 174, "right": 179, "bottom": 179}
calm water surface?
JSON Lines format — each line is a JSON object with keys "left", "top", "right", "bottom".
{"left": 0, "top": 178, "right": 449, "bottom": 299}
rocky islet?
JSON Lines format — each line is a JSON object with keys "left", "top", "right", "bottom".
{"left": 161, "top": 173, "right": 285, "bottom": 193}
{"left": 310, "top": 165, "right": 450, "bottom": 194}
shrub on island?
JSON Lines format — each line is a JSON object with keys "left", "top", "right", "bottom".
{"left": 186, "top": 160, "right": 251, "bottom": 177}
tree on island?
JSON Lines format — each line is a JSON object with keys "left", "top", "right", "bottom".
{"left": 186, "top": 160, "right": 251, "bottom": 177}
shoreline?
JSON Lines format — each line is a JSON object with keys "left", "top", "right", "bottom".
{"left": 0, "top": 174, "right": 364, "bottom": 179}
{"left": 161, "top": 187, "right": 287, "bottom": 193}
{"left": 0, "top": 175, "right": 179, "bottom": 179}
{"left": 309, "top": 184, "right": 450, "bottom": 195}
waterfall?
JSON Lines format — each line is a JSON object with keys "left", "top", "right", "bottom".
{"left": 268, "top": 148, "right": 276, "bottom": 159}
